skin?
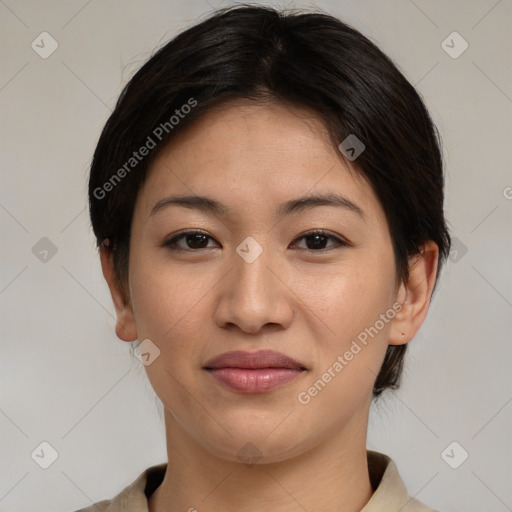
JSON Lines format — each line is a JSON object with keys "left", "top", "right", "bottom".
{"left": 100, "top": 99, "right": 438, "bottom": 512}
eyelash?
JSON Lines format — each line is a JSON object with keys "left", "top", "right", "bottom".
{"left": 162, "top": 229, "right": 349, "bottom": 253}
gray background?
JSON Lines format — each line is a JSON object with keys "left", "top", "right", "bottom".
{"left": 1, "top": 0, "right": 511, "bottom": 511}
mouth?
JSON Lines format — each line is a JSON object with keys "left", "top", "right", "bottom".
{"left": 203, "top": 350, "right": 307, "bottom": 394}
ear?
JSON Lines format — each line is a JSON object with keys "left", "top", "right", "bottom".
{"left": 99, "top": 243, "right": 138, "bottom": 342}
{"left": 388, "top": 240, "right": 439, "bottom": 345}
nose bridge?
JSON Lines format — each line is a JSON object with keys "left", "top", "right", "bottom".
{"left": 215, "top": 235, "right": 293, "bottom": 333}
{"left": 232, "top": 240, "right": 276, "bottom": 308}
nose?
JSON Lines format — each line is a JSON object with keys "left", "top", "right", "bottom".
{"left": 213, "top": 244, "right": 295, "bottom": 335}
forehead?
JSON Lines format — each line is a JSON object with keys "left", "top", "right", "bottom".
{"left": 135, "top": 100, "right": 385, "bottom": 228}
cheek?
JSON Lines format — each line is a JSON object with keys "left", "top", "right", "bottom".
{"left": 307, "top": 254, "right": 395, "bottom": 334}
{"left": 129, "top": 251, "right": 206, "bottom": 338}
{"left": 302, "top": 252, "right": 396, "bottom": 386}
{"left": 128, "top": 259, "right": 210, "bottom": 407}
{"left": 293, "top": 266, "right": 395, "bottom": 430}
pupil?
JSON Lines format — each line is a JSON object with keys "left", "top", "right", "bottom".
{"left": 188, "top": 234, "right": 207, "bottom": 249}
{"left": 308, "top": 234, "right": 325, "bottom": 249}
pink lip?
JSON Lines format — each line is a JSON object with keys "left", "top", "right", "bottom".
{"left": 204, "top": 350, "right": 307, "bottom": 394}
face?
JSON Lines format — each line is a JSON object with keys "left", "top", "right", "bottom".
{"left": 120, "top": 100, "right": 408, "bottom": 463}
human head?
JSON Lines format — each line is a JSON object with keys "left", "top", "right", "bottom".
{"left": 89, "top": 4, "right": 451, "bottom": 398}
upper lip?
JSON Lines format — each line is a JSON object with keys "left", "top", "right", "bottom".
{"left": 204, "top": 350, "right": 306, "bottom": 370}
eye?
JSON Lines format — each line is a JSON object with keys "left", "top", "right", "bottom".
{"left": 163, "top": 229, "right": 349, "bottom": 252}
{"left": 163, "top": 230, "right": 218, "bottom": 251}
{"left": 291, "top": 230, "right": 349, "bottom": 251}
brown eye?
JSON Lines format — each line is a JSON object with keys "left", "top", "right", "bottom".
{"left": 163, "top": 231, "right": 218, "bottom": 251}
{"left": 292, "top": 230, "right": 348, "bottom": 251}
{"left": 163, "top": 229, "right": 348, "bottom": 252}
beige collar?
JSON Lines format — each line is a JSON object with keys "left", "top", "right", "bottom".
{"left": 77, "top": 451, "right": 436, "bottom": 512}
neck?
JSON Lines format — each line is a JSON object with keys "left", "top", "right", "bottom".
{"left": 149, "top": 409, "right": 373, "bottom": 512}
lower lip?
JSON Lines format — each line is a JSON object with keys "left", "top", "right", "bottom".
{"left": 206, "top": 368, "right": 304, "bottom": 393}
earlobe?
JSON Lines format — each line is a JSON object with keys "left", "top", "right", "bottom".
{"left": 99, "top": 243, "right": 138, "bottom": 342}
{"left": 388, "top": 241, "right": 439, "bottom": 346}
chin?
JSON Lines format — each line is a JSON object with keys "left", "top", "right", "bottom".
{"left": 195, "top": 420, "right": 315, "bottom": 466}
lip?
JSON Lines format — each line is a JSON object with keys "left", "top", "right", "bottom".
{"left": 203, "top": 350, "right": 307, "bottom": 394}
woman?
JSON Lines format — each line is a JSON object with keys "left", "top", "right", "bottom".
{"left": 79, "top": 4, "right": 451, "bottom": 511}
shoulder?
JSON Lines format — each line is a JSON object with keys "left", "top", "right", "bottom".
{"left": 72, "top": 499, "right": 111, "bottom": 512}
{"left": 401, "top": 496, "right": 440, "bottom": 512}
{"left": 69, "top": 463, "right": 167, "bottom": 512}
{"left": 364, "top": 451, "right": 439, "bottom": 512}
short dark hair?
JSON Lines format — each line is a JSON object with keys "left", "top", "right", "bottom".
{"left": 88, "top": 4, "right": 451, "bottom": 398}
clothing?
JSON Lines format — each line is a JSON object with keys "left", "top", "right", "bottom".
{"left": 73, "top": 450, "right": 438, "bottom": 511}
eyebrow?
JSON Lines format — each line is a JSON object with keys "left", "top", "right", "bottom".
{"left": 149, "top": 192, "right": 365, "bottom": 219}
